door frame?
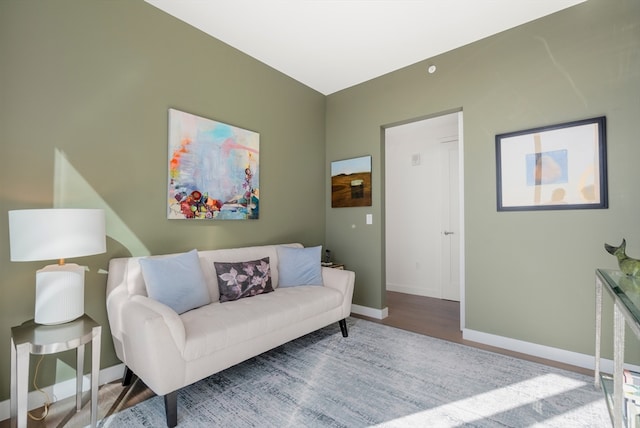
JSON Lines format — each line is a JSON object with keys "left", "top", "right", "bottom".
{"left": 382, "top": 110, "right": 465, "bottom": 331}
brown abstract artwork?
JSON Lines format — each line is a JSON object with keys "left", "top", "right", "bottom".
{"left": 331, "top": 156, "right": 372, "bottom": 208}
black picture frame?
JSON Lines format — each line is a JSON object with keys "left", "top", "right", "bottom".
{"left": 496, "top": 116, "right": 607, "bottom": 211}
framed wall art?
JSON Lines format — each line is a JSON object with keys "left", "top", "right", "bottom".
{"left": 495, "top": 116, "right": 607, "bottom": 211}
{"left": 331, "top": 155, "right": 372, "bottom": 208}
{"left": 167, "top": 108, "right": 259, "bottom": 220}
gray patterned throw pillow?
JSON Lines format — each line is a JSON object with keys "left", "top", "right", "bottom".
{"left": 214, "top": 257, "right": 273, "bottom": 302}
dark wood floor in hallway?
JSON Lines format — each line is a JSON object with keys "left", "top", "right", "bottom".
{"left": 355, "top": 291, "right": 462, "bottom": 342}
{"left": 353, "top": 291, "right": 463, "bottom": 344}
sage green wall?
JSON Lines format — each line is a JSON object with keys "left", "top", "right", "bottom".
{"left": 1, "top": 0, "right": 638, "bottom": 408}
{"left": 0, "top": 1, "right": 325, "bottom": 402}
{"left": 326, "top": 0, "right": 640, "bottom": 359}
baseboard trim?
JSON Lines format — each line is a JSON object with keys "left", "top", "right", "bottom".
{"left": 351, "top": 304, "right": 388, "bottom": 320}
{"left": 0, "top": 363, "right": 125, "bottom": 422}
{"left": 463, "top": 328, "right": 640, "bottom": 374}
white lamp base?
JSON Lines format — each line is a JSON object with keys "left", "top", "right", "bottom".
{"left": 35, "top": 263, "right": 85, "bottom": 325}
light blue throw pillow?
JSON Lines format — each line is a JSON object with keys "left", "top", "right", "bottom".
{"left": 139, "top": 249, "right": 211, "bottom": 314}
{"left": 277, "top": 245, "right": 324, "bottom": 287}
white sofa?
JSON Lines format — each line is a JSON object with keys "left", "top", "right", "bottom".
{"left": 106, "top": 243, "right": 355, "bottom": 427}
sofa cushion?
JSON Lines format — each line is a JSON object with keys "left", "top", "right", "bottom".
{"left": 139, "top": 249, "right": 211, "bottom": 314}
{"left": 214, "top": 257, "right": 274, "bottom": 302}
{"left": 277, "top": 245, "right": 323, "bottom": 287}
{"left": 179, "top": 286, "right": 343, "bottom": 360}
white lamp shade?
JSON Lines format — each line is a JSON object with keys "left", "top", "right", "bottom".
{"left": 9, "top": 208, "right": 106, "bottom": 262}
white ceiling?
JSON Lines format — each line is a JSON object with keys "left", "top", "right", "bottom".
{"left": 145, "top": 0, "right": 586, "bottom": 95}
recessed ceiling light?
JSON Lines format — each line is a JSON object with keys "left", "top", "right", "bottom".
{"left": 428, "top": 65, "right": 437, "bottom": 74}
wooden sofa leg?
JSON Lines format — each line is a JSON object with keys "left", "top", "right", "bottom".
{"left": 339, "top": 319, "right": 348, "bottom": 337}
{"left": 164, "top": 391, "right": 178, "bottom": 428}
{"left": 122, "top": 366, "right": 134, "bottom": 386}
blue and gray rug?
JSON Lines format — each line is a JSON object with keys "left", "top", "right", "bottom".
{"left": 100, "top": 318, "right": 609, "bottom": 427}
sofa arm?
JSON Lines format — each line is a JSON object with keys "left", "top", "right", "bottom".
{"left": 321, "top": 267, "right": 355, "bottom": 316}
{"left": 119, "top": 296, "right": 187, "bottom": 395}
{"left": 126, "top": 295, "right": 186, "bottom": 350}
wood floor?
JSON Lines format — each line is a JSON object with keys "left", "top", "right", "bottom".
{"left": 1, "top": 291, "right": 593, "bottom": 427}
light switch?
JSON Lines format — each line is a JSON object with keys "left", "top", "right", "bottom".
{"left": 366, "top": 214, "right": 373, "bottom": 225}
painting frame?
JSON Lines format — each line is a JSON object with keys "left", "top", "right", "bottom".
{"left": 167, "top": 108, "right": 260, "bottom": 220}
{"left": 331, "top": 155, "right": 372, "bottom": 208}
{"left": 495, "top": 116, "right": 607, "bottom": 212}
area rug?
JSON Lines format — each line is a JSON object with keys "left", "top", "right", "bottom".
{"left": 98, "top": 318, "right": 609, "bottom": 427}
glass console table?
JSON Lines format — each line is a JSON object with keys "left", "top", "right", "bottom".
{"left": 595, "top": 269, "right": 640, "bottom": 428}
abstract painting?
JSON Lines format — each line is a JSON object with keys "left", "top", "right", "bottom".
{"left": 168, "top": 109, "right": 259, "bottom": 220}
{"left": 496, "top": 116, "right": 607, "bottom": 211}
{"left": 331, "top": 155, "right": 372, "bottom": 208}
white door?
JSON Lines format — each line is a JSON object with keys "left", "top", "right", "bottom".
{"left": 440, "top": 140, "right": 460, "bottom": 301}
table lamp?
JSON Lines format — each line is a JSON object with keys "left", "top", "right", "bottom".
{"left": 8, "top": 208, "right": 106, "bottom": 325}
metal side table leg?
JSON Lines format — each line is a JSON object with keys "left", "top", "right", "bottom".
{"left": 14, "top": 341, "right": 30, "bottom": 428}
{"left": 77, "top": 343, "right": 84, "bottom": 412}
{"left": 10, "top": 338, "right": 16, "bottom": 428}
{"left": 91, "top": 325, "right": 101, "bottom": 428}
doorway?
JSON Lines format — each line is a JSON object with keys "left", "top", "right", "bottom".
{"left": 384, "top": 111, "right": 464, "bottom": 329}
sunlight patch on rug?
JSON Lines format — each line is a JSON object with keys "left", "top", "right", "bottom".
{"left": 372, "top": 373, "right": 600, "bottom": 427}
